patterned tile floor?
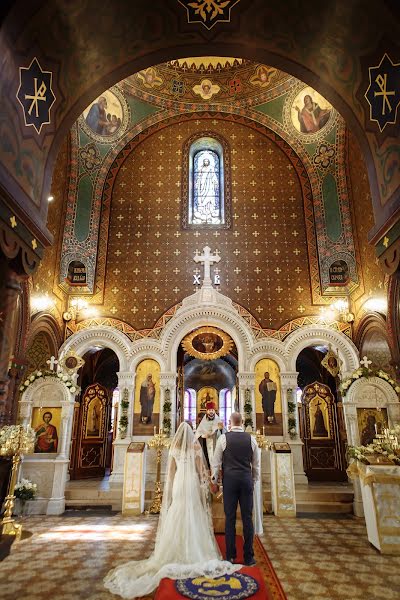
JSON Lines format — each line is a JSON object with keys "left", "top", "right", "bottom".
{"left": 0, "top": 513, "right": 399, "bottom": 600}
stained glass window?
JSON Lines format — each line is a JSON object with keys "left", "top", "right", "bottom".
{"left": 187, "top": 137, "right": 225, "bottom": 227}
{"left": 192, "top": 150, "right": 221, "bottom": 224}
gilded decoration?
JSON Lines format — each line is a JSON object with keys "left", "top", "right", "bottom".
{"left": 364, "top": 53, "right": 400, "bottom": 133}
{"left": 58, "top": 350, "right": 85, "bottom": 375}
{"left": 177, "top": 0, "right": 241, "bottom": 30}
{"left": 16, "top": 57, "right": 56, "bottom": 135}
{"left": 182, "top": 327, "right": 233, "bottom": 361}
{"left": 58, "top": 58, "right": 359, "bottom": 330}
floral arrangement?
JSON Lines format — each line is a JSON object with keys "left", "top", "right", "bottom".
{"left": 244, "top": 388, "right": 253, "bottom": 430}
{"left": 14, "top": 478, "right": 37, "bottom": 501}
{"left": 0, "top": 425, "right": 36, "bottom": 455}
{"left": 340, "top": 365, "right": 400, "bottom": 397}
{"left": 348, "top": 425, "right": 400, "bottom": 466}
{"left": 118, "top": 388, "right": 129, "bottom": 438}
{"left": 19, "top": 369, "right": 78, "bottom": 394}
{"left": 287, "top": 390, "right": 297, "bottom": 439}
{"left": 162, "top": 388, "right": 172, "bottom": 435}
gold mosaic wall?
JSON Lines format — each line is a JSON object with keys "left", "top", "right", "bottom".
{"left": 105, "top": 119, "right": 313, "bottom": 330}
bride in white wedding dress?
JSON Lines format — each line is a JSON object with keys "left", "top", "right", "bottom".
{"left": 104, "top": 422, "right": 240, "bottom": 598}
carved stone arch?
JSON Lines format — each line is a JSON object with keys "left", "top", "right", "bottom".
{"left": 285, "top": 326, "right": 359, "bottom": 373}
{"left": 128, "top": 341, "right": 166, "bottom": 373}
{"left": 27, "top": 314, "right": 62, "bottom": 357}
{"left": 21, "top": 376, "right": 73, "bottom": 409}
{"left": 249, "top": 341, "right": 289, "bottom": 372}
{"left": 344, "top": 376, "right": 399, "bottom": 407}
{"left": 25, "top": 314, "right": 63, "bottom": 373}
{"left": 354, "top": 313, "right": 393, "bottom": 371}
{"left": 159, "top": 292, "right": 255, "bottom": 371}
{"left": 59, "top": 326, "right": 130, "bottom": 372}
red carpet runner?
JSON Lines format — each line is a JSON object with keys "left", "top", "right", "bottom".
{"left": 153, "top": 535, "right": 287, "bottom": 600}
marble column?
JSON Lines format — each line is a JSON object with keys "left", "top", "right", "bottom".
{"left": 237, "top": 372, "right": 255, "bottom": 427}
{"left": 160, "top": 372, "right": 177, "bottom": 435}
{"left": 280, "top": 371, "right": 307, "bottom": 484}
{"left": 109, "top": 371, "right": 135, "bottom": 485}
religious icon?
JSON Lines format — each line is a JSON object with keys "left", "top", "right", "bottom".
{"left": 321, "top": 350, "right": 341, "bottom": 378}
{"left": 310, "top": 397, "right": 330, "bottom": 439}
{"left": 86, "top": 397, "right": 103, "bottom": 437}
{"left": 139, "top": 373, "right": 156, "bottom": 425}
{"left": 32, "top": 408, "right": 60, "bottom": 453}
{"left": 192, "top": 78, "right": 220, "bottom": 100}
{"left": 134, "top": 359, "right": 160, "bottom": 434}
{"left": 357, "top": 408, "right": 388, "bottom": 446}
{"left": 259, "top": 372, "right": 278, "bottom": 425}
{"left": 249, "top": 65, "right": 277, "bottom": 88}
{"left": 82, "top": 89, "right": 124, "bottom": 140}
{"left": 58, "top": 350, "right": 85, "bottom": 375}
{"left": 182, "top": 326, "right": 234, "bottom": 360}
{"left": 291, "top": 87, "right": 332, "bottom": 134}
{"left": 137, "top": 67, "right": 163, "bottom": 89}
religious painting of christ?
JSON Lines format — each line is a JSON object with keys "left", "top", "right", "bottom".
{"left": 133, "top": 359, "right": 160, "bottom": 434}
{"left": 192, "top": 332, "right": 223, "bottom": 355}
{"left": 32, "top": 408, "right": 61, "bottom": 453}
{"left": 255, "top": 358, "right": 283, "bottom": 435}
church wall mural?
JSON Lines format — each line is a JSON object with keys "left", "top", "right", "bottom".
{"left": 45, "top": 59, "right": 383, "bottom": 346}
{"left": 255, "top": 358, "right": 283, "bottom": 436}
{"left": 133, "top": 359, "right": 160, "bottom": 435}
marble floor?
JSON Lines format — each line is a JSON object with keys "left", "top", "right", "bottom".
{"left": 0, "top": 513, "right": 399, "bottom": 600}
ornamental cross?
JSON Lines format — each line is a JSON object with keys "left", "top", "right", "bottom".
{"left": 193, "top": 246, "right": 220, "bottom": 285}
{"left": 360, "top": 356, "right": 372, "bottom": 369}
{"left": 47, "top": 356, "right": 58, "bottom": 371}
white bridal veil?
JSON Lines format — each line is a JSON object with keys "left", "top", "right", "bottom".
{"left": 104, "top": 422, "right": 240, "bottom": 598}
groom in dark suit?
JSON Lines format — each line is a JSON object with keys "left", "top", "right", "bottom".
{"left": 211, "top": 412, "right": 260, "bottom": 566}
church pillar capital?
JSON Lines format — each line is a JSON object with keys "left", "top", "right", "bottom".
{"left": 279, "top": 372, "right": 299, "bottom": 389}
{"left": 159, "top": 372, "right": 177, "bottom": 389}
{"left": 117, "top": 371, "right": 135, "bottom": 389}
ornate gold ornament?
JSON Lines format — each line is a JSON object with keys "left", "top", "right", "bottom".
{"left": 321, "top": 349, "right": 341, "bottom": 378}
{"left": 181, "top": 326, "right": 234, "bottom": 360}
{"left": 58, "top": 350, "right": 85, "bottom": 375}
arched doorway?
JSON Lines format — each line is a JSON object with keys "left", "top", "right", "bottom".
{"left": 296, "top": 345, "right": 347, "bottom": 481}
{"left": 178, "top": 326, "right": 238, "bottom": 430}
{"left": 69, "top": 347, "right": 119, "bottom": 479}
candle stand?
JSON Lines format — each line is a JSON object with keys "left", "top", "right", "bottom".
{"left": 146, "top": 429, "right": 171, "bottom": 514}
{"left": 0, "top": 425, "right": 35, "bottom": 540}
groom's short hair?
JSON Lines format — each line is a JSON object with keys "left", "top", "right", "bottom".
{"left": 230, "top": 412, "right": 242, "bottom": 426}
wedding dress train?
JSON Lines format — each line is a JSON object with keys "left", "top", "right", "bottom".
{"left": 104, "top": 422, "right": 240, "bottom": 598}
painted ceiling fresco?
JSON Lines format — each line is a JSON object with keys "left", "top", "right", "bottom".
{"left": 46, "top": 57, "right": 373, "bottom": 337}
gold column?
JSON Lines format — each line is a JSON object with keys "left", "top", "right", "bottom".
{"left": 146, "top": 429, "right": 171, "bottom": 514}
{"left": 0, "top": 425, "right": 35, "bottom": 539}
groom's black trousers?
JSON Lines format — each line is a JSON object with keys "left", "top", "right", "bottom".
{"left": 223, "top": 473, "right": 254, "bottom": 562}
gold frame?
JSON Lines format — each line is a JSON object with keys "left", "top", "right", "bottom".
{"left": 181, "top": 326, "right": 234, "bottom": 360}
{"left": 58, "top": 350, "right": 85, "bottom": 375}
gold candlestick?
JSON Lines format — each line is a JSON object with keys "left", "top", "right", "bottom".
{"left": 146, "top": 430, "right": 171, "bottom": 514}
{"left": 0, "top": 425, "right": 35, "bottom": 540}
{"left": 253, "top": 430, "right": 271, "bottom": 450}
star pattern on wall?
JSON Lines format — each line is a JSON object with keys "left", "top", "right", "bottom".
{"left": 105, "top": 119, "right": 313, "bottom": 329}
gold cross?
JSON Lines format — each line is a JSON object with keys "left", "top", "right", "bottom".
{"left": 383, "top": 236, "right": 389, "bottom": 248}
{"left": 9, "top": 216, "right": 17, "bottom": 228}
{"left": 25, "top": 78, "right": 47, "bottom": 117}
{"left": 31, "top": 239, "right": 37, "bottom": 249}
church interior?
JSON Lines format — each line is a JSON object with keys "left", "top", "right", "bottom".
{"left": 0, "top": 2, "right": 400, "bottom": 599}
